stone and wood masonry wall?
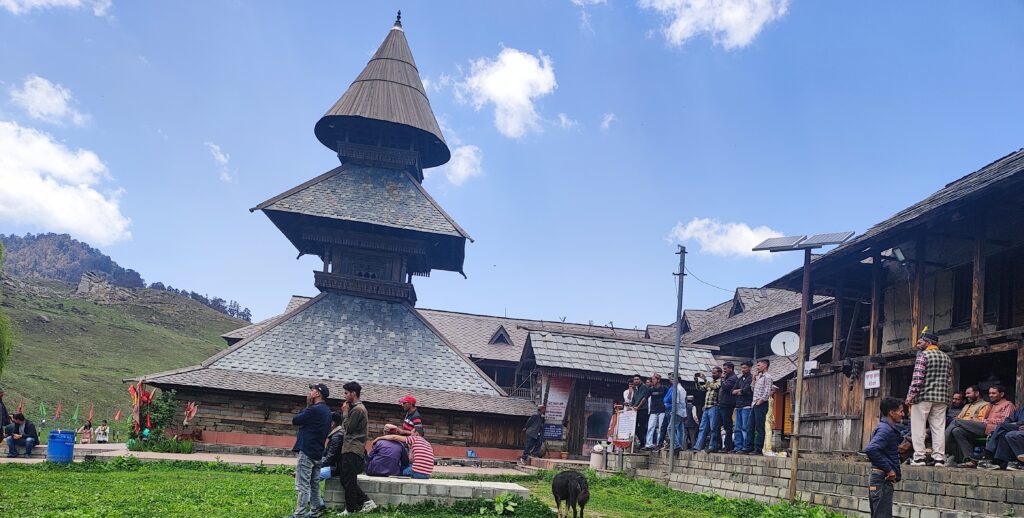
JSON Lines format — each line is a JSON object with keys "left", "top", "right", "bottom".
{"left": 625, "top": 451, "right": 1024, "bottom": 518}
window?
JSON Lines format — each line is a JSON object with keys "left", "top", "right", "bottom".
{"left": 951, "top": 262, "right": 998, "bottom": 328}
{"left": 489, "top": 326, "right": 512, "bottom": 345}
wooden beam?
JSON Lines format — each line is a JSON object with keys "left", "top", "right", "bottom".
{"left": 971, "top": 210, "right": 987, "bottom": 337}
{"left": 832, "top": 284, "right": 843, "bottom": 362}
{"left": 869, "top": 252, "right": 882, "bottom": 355}
{"left": 912, "top": 233, "right": 926, "bottom": 340}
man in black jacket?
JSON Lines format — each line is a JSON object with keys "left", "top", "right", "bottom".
{"left": 731, "top": 361, "right": 754, "bottom": 453}
{"left": 717, "top": 362, "right": 739, "bottom": 452}
{"left": 5, "top": 413, "right": 38, "bottom": 458}
{"left": 520, "top": 405, "right": 546, "bottom": 464}
{"left": 292, "top": 383, "right": 332, "bottom": 518}
{"left": 319, "top": 412, "right": 345, "bottom": 479}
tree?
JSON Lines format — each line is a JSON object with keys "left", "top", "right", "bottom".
{"left": 239, "top": 308, "right": 252, "bottom": 322}
{"left": 0, "top": 243, "right": 12, "bottom": 378}
{"left": 149, "top": 281, "right": 166, "bottom": 290}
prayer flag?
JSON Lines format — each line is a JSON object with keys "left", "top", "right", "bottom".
{"left": 88, "top": 405, "right": 94, "bottom": 421}
{"left": 39, "top": 402, "right": 46, "bottom": 420}
{"left": 17, "top": 400, "right": 23, "bottom": 414}
{"left": 113, "top": 408, "right": 122, "bottom": 421}
{"left": 55, "top": 401, "right": 62, "bottom": 420}
{"left": 71, "top": 403, "right": 80, "bottom": 422}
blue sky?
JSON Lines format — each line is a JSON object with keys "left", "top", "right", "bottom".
{"left": 1, "top": 1, "right": 1022, "bottom": 327}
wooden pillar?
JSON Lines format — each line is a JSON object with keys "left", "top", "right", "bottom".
{"left": 832, "top": 283, "right": 843, "bottom": 362}
{"left": 971, "top": 211, "right": 987, "bottom": 338}
{"left": 1016, "top": 346, "right": 1024, "bottom": 404}
{"left": 911, "top": 234, "right": 926, "bottom": 340}
{"left": 869, "top": 252, "right": 882, "bottom": 355}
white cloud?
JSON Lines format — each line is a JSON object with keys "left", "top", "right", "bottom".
{"left": 204, "top": 142, "right": 233, "bottom": 182}
{"left": 445, "top": 145, "right": 484, "bottom": 186}
{"left": 600, "top": 112, "right": 616, "bottom": 130}
{"left": 421, "top": 73, "right": 453, "bottom": 94}
{"left": 638, "top": 0, "right": 788, "bottom": 49}
{"left": 10, "top": 75, "right": 88, "bottom": 126}
{"left": 557, "top": 113, "right": 579, "bottom": 129}
{"left": 0, "top": 121, "right": 129, "bottom": 245}
{"left": 667, "top": 217, "right": 782, "bottom": 258}
{"left": 456, "top": 48, "right": 557, "bottom": 139}
{"left": 0, "top": 0, "right": 111, "bottom": 16}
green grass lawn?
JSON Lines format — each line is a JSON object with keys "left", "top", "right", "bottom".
{"left": 0, "top": 459, "right": 841, "bottom": 518}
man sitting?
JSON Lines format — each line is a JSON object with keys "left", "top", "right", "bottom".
{"left": 5, "top": 413, "right": 38, "bottom": 458}
{"left": 946, "top": 392, "right": 965, "bottom": 426}
{"left": 944, "top": 385, "right": 990, "bottom": 464}
{"left": 376, "top": 428, "right": 435, "bottom": 479}
{"left": 366, "top": 425, "right": 409, "bottom": 477}
{"left": 979, "top": 405, "right": 1024, "bottom": 470}
{"left": 955, "top": 385, "right": 1015, "bottom": 468}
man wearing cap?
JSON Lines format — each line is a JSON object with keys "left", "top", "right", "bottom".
{"left": 904, "top": 331, "right": 953, "bottom": 466}
{"left": 397, "top": 395, "right": 424, "bottom": 437}
{"left": 520, "top": 404, "right": 546, "bottom": 464}
{"left": 291, "top": 383, "right": 332, "bottom": 518}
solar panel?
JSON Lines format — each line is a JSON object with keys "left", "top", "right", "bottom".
{"left": 752, "top": 235, "right": 807, "bottom": 252}
{"left": 800, "top": 231, "right": 855, "bottom": 248}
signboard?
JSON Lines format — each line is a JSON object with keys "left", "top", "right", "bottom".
{"left": 543, "top": 424, "right": 563, "bottom": 440}
{"left": 804, "top": 360, "right": 818, "bottom": 374}
{"left": 545, "top": 375, "right": 572, "bottom": 422}
{"left": 864, "top": 369, "right": 881, "bottom": 389}
{"left": 615, "top": 408, "right": 637, "bottom": 440}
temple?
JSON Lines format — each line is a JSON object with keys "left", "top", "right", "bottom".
{"left": 142, "top": 15, "right": 536, "bottom": 457}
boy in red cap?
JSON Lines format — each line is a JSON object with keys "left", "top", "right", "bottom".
{"left": 398, "top": 395, "right": 424, "bottom": 438}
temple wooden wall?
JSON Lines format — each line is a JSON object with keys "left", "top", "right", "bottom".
{"left": 169, "top": 389, "right": 525, "bottom": 449}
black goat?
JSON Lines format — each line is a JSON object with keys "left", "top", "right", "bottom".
{"left": 551, "top": 470, "right": 590, "bottom": 518}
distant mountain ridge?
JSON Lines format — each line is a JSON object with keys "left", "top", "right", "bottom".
{"left": 0, "top": 233, "right": 251, "bottom": 322}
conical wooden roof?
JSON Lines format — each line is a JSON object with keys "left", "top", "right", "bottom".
{"left": 315, "top": 17, "right": 450, "bottom": 169}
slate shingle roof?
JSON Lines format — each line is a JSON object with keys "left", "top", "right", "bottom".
{"left": 253, "top": 164, "right": 470, "bottom": 240}
{"left": 222, "top": 295, "right": 313, "bottom": 342}
{"left": 205, "top": 292, "right": 500, "bottom": 397}
{"left": 525, "top": 330, "right": 718, "bottom": 380}
{"left": 646, "top": 288, "right": 830, "bottom": 345}
{"left": 144, "top": 367, "right": 535, "bottom": 416}
{"left": 416, "top": 309, "right": 659, "bottom": 363}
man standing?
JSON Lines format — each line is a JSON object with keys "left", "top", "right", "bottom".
{"left": 4, "top": 413, "right": 37, "bottom": 458}
{"left": 943, "top": 385, "right": 990, "bottom": 464}
{"left": 865, "top": 398, "right": 905, "bottom": 518}
{"left": 645, "top": 373, "right": 667, "bottom": 450}
{"left": 904, "top": 332, "right": 953, "bottom": 466}
{"left": 748, "top": 359, "right": 774, "bottom": 455}
{"left": 732, "top": 361, "right": 754, "bottom": 453}
{"left": 291, "top": 383, "right": 332, "bottom": 518}
{"left": 339, "top": 381, "right": 376, "bottom": 514}
{"left": 664, "top": 374, "right": 687, "bottom": 451}
{"left": 717, "top": 362, "right": 739, "bottom": 452}
{"left": 630, "top": 374, "right": 650, "bottom": 448}
{"left": 520, "top": 404, "right": 546, "bottom": 464}
{"left": 693, "top": 367, "right": 722, "bottom": 451}
{"left": 953, "top": 385, "right": 1016, "bottom": 468}
{"left": 397, "top": 395, "right": 424, "bottom": 437}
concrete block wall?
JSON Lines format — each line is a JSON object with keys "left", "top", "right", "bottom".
{"left": 627, "top": 451, "right": 1024, "bottom": 517}
{"left": 324, "top": 475, "right": 529, "bottom": 509}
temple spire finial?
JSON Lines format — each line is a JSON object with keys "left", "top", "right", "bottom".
{"left": 394, "top": 10, "right": 402, "bottom": 28}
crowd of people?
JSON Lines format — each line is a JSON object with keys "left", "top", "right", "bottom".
{"left": 621, "top": 358, "right": 777, "bottom": 455}
{"left": 289, "top": 383, "right": 435, "bottom": 518}
{"left": 864, "top": 331, "right": 1024, "bottom": 518}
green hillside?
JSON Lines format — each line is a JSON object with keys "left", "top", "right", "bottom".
{"left": 0, "top": 276, "right": 241, "bottom": 426}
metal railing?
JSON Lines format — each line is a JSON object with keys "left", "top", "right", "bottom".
{"left": 502, "top": 386, "right": 532, "bottom": 399}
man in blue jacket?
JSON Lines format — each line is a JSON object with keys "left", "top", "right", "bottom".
{"left": 865, "top": 398, "right": 906, "bottom": 518}
{"left": 292, "top": 383, "right": 333, "bottom": 518}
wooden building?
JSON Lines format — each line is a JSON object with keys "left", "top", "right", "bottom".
{"left": 141, "top": 16, "right": 536, "bottom": 458}
{"left": 518, "top": 329, "right": 718, "bottom": 456}
{"left": 770, "top": 149, "right": 1024, "bottom": 453}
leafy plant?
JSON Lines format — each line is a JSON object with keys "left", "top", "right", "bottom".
{"left": 127, "top": 437, "right": 193, "bottom": 454}
{"left": 480, "top": 493, "right": 519, "bottom": 515}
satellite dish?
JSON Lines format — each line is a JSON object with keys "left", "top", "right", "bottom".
{"left": 770, "top": 331, "right": 800, "bottom": 357}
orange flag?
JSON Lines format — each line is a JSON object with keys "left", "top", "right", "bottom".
{"left": 55, "top": 401, "right": 63, "bottom": 420}
{"left": 17, "top": 400, "right": 24, "bottom": 414}
{"left": 88, "top": 405, "right": 94, "bottom": 421}
{"left": 113, "top": 408, "right": 122, "bottom": 421}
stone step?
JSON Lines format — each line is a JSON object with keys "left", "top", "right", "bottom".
{"left": 324, "top": 475, "right": 529, "bottom": 508}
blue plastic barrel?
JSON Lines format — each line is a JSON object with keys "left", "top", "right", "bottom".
{"left": 46, "top": 430, "right": 76, "bottom": 463}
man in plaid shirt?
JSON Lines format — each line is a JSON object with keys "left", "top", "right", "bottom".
{"left": 748, "top": 359, "right": 774, "bottom": 455}
{"left": 904, "top": 331, "right": 952, "bottom": 466}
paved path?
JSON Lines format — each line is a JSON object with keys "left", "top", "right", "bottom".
{"left": 1, "top": 443, "right": 523, "bottom": 476}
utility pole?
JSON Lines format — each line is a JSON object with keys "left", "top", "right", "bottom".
{"left": 668, "top": 245, "right": 685, "bottom": 475}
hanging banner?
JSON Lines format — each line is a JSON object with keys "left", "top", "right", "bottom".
{"left": 545, "top": 375, "right": 572, "bottom": 422}
{"left": 864, "top": 369, "right": 881, "bottom": 389}
{"left": 615, "top": 408, "right": 637, "bottom": 440}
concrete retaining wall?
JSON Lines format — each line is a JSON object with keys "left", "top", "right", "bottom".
{"left": 324, "top": 475, "right": 529, "bottom": 508}
{"left": 627, "top": 451, "right": 1024, "bottom": 517}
